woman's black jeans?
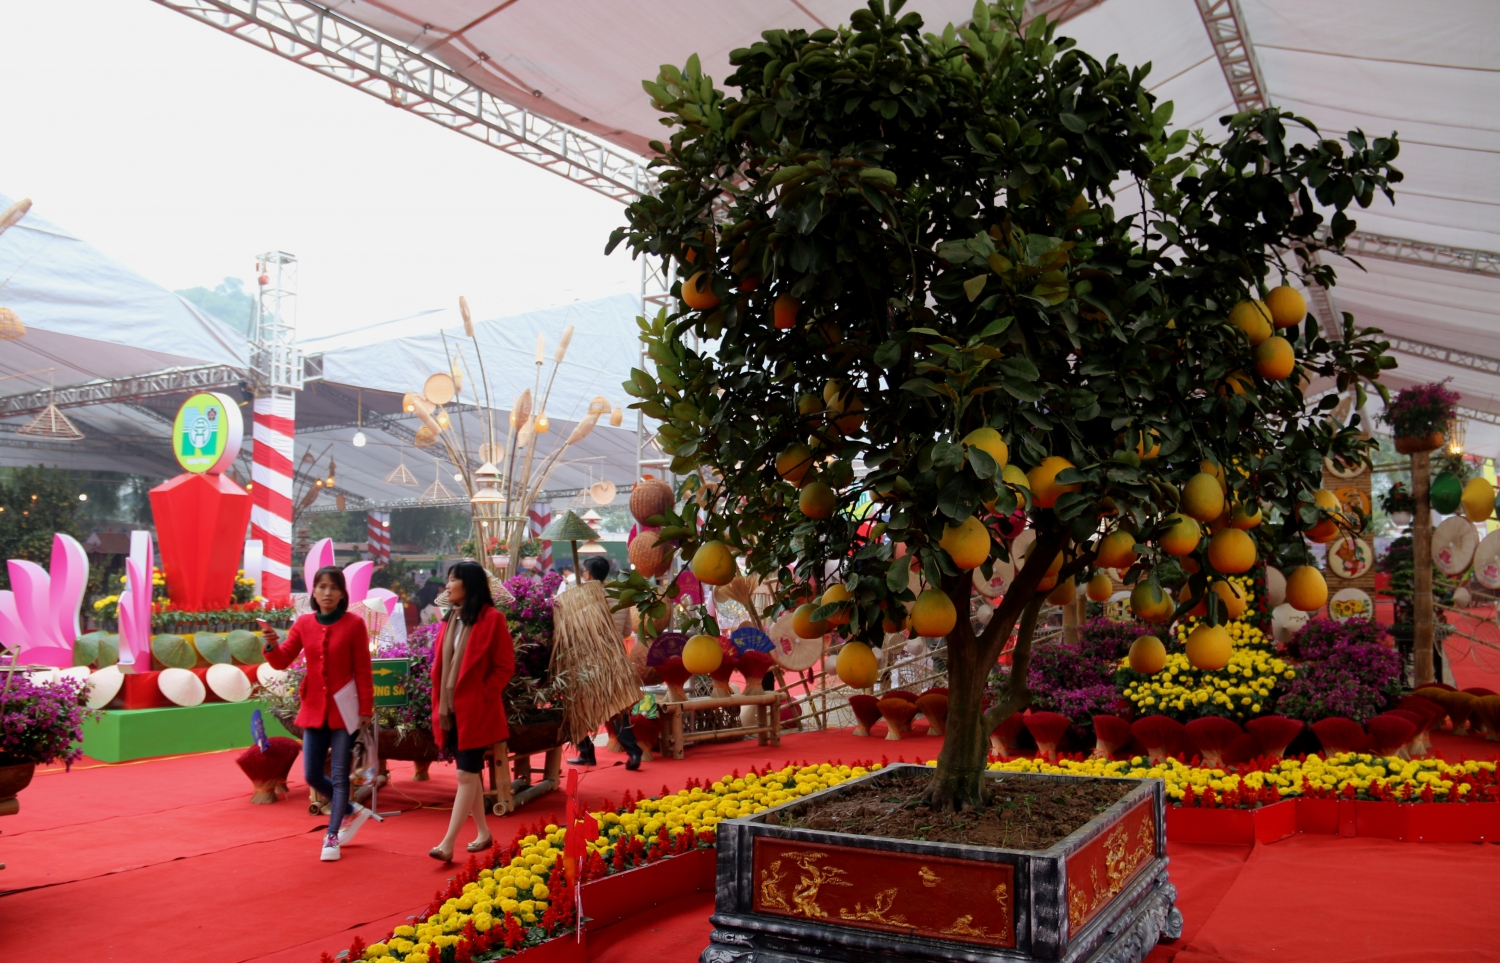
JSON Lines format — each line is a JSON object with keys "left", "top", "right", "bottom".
{"left": 302, "top": 725, "right": 354, "bottom": 835}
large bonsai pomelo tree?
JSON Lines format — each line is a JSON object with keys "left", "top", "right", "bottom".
{"left": 609, "top": 0, "right": 1401, "bottom": 810}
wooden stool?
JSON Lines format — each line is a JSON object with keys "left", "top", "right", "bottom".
{"left": 658, "top": 692, "right": 783, "bottom": 760}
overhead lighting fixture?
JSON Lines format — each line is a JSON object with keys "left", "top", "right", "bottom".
{"left": 352, "top": 388, "right": 367, "bottom": 446}
{"left": 78, "top": 493, "right": 88, "bottom": 502}
{"left": 352, "top": 430, "right": 367, "bottom": 447}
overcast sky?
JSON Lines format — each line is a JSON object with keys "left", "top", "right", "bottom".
{"left": 0, "top": 0, "right": 642, "bottom": 340}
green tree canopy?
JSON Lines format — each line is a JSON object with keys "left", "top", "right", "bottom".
{"left": 610, "top": 0, "right": 1400, "bottom": 808}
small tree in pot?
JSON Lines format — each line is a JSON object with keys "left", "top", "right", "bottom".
{"left": 610, "top": 0, "right": 1399, "bottom": 811}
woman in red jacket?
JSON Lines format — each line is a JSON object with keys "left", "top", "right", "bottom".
{"left": 261, "top": 566, "right": 373, "bottom": 862}
{"left": 429, "top": 560, "right": 515, "bottom": 861}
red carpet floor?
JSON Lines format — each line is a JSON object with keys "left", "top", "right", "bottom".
{"left": 5, "top": 726, "right": 1500, "bottom": 962}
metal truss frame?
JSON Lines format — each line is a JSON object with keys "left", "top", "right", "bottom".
{"left": 301, "top": 481, "right": 641, "bottom": 514}
{"left": 1383, "top": 336, "right": 1500, "bottom": 378}
{"left": 1193, "top": 0, "right": 1268, "bottom": 112}
{"left": 1456, "top": 405, "right": 1500, "bottom": 429}
{"left": 149, "top": 0, "right": 653, "bottom": 203}
{"left": 0, "top": 364, "right": 246, "bottom": 418}
{"left": 1342, "top": 231, "right": 1500, "bottom": 278}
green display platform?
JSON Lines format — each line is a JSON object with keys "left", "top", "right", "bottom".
{"left": 81, "top": 702, "right": 294, "bottom": 762}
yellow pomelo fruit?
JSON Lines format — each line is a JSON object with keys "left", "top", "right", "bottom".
{"left": 1254, "top": 336, "right": 1295, "bottom": 381}
{"left": 1096, "top": 530, "right": 1138, "bottom": 570}
{"left": 1265, "top": 285, "right": 1307, "bottom": 329}
{"left": 681, "top": 271, "right": 720, "bottom": 311}
{"left": 1135, "top": 429, "right": 1161, "bottom": 461}
{"left": 1027, "top": 456, "right": 1078, "bottom": 509}
{"left": 821, "top": 583, "right": 852, "bottom": 627}
{"left": 939, "top": 515, "right": 991, "bottom": 570}
{"left": 1207, "top": 528, "right": 1257, "bottom": 574}
{"left": 835, "top": 641, "right": 879, "bottom": 689}
{"left": 1185, "top": 624, "right": 1232, "bottom": 671}
{"left": 1131, "top": 581, "right": 1174, "bottom": 623}
{"left": 1228, "top": 299, "right": 1273, "bottom": 346}
{"left": 1160, "top": 514, "right": 1202, "bottom": 557}
{"left": 1128, "top": 635, "right": 1167, "bottom": 674}
{"left": 1285, "top": 566, "right": 1328, "bottom": 613}
{"left": 1047, "top": 578, "right": 1076, "bottom": 605}
{"left": 910, "top": 589, "right": 958, "bottom": 638}
{"left": 1462, "top": 477, "right": 1495, "bottom": 523}
{"left": 798, "top": 481, "right": 837, "bottom": 519}
{"left": 962, "top": 427, "right": 1008, "bottom": 469}
{"left": 773, "top": 293, "right": 800, "bottom": 330}
{"left": 775, "top": 444, "right": 815, "bottom": 486}
{"left": 833, "top": 395, "right": 865, "bottom": 435}
{"left": 792, "top": 602, "right": 831, "bottom": 639}
{"left": 690, "top": 540, "right": 738, "bottom": 586}
{"left": 1199, "top": 460, "right": 1228, "bottom": 491}
{"left": 1002, "top": 463, "right": 1031, "bottom": 490}
{"left": 1230, "top": 501, "right": 1262, "bottom": 530}
{"left": 682, "top": 634, "right": 724, "bottom": 674}
{"left": 1086, "top": 572, "right": 1115, "bottom": 602}
{"left": 1212, "top": 579, "right": 1249, "bottom": 620}
{"left": 1305, "top": 489, "right": 1341, "bottom": 543}
{"left": 1179, "top": 584, "right": 1207, "bottom": 618}
{"left": 1182, "top": 473, "right": 1227, "bottom": 523}
{"left": 1219, "top": 370, "right": 1254, "bottom": 397}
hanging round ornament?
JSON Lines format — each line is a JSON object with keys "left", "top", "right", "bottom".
{"left": 1430, "top": 472, "right": 1463, "bottom": 515}
{"left": 1473, "top": 530, "right": 1500, "bottom": 589}
{"left": 1328, "top": 587, "right": 1374, "bottom": 623}
{"left": 1327, "top": 537, "right": 1374, "bottom": 580}
{"left": 1323, "top": 455, "right": 1367, "bottom": 480}
{"left": 1432, "top": 515, "right": 1478, "bottom": 576}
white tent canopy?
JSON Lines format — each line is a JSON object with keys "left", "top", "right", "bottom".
{"left": 279, "top": 0, "right": 1500, "bottom": 451}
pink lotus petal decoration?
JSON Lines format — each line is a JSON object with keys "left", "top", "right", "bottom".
{"left": 0, "top": 592, "right": 25, "bottom": 653}
{"left": 343, "top": 560, "right": 373, "bottom": 609}
{"left": 49, "top": 534, "right": 88, "bottom": 651}
{"left": 304, "top": 538, "right": 336, "bottom": 596}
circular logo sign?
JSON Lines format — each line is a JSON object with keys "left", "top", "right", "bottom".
{"left": 172, "top": 392, "right": 243, "bottom": 474}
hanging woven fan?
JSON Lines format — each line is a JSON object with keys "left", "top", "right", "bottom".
{"left": 414, "top": 424, "right": 438, "bottom": 447}
{"left": 589, "top": 479, "right": 617, "bottom": 505}
{"left": 18, "top": 403, "right": 83, "bottom": 440}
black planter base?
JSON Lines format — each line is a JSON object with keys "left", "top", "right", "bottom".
{"left": 701, "top": 866, "right": 1180, "bottom": 963}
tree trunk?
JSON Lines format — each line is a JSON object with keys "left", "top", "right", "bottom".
{"left": 1063, "top": 593, "right": 1080, "bottom": 646}
{"left": 1411, "top": 450, "right": 1435, "bottom": 686}
{"left": 928, "top": 637, "right": 992, "bottom": 811}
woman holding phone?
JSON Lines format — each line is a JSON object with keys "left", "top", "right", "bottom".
{"left": 429, "top": 561, "right": 515, "bottom": 862}
{"left": 261, "top": 566, "right": 374, "bottom": 862}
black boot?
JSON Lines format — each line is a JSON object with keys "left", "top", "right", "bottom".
{"left": 615, "top": 714, "right": 643, "bottom": 771}
{"left": 566, "top": 739, "right": 596, "bottom": 766}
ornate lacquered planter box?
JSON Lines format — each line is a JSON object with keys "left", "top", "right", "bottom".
{"left": 701, "top": 764, "right": 1181, "bottom": 963}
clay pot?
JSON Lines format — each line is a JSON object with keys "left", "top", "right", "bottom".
{"left": 1394, "top": 432, "right": 1445, "bottom": 455}
{"left": 0, "top": 762, "right": 35, "bottom": 800}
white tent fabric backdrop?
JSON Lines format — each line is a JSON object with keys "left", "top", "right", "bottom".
{"left": 311, "top": 0, "right": 1500, "bottom": 451}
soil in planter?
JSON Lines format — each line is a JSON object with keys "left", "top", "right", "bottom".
{"left": 771, "top": 769, "right": 1134, "bottom": 850}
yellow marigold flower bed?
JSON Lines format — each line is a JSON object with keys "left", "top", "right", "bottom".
{"left": 984, "top": 754, "right": 1500, "bottom": 806}
{"left": 1116, "top": 613, "right": 1291, "bottom": 724}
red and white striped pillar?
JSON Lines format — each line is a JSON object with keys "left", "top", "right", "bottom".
{"left": 367, "top": 511, "right": 391, "bottom": 563}
{"left": 529, "top": 503, "right": 553, "bottom": 570}
{"left": 251, "top": 394, "right": 295, "bottom": 605}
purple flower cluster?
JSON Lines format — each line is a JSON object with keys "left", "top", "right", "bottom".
{"left": 1278, "top": 617, "right": 1401, "bottom": 724}
{"left": 1024, "top": 619, "right": 1146, "bottom": 738}
{"left": 1381, "top": 379, "right": 1461, "bottom": 438}
{"left": 503, "top": 571, "right": 562, "bottom": 684}
{"left": 0, "top": 676, "right": 96, "bottom": 769}
{"left": 376, "top": 624, "right": 438, "bottom": 734}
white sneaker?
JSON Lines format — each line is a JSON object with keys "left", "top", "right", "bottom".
{"left": 320, "top": 832, "right": 341, "bottom": 861}
{"left": 339, "top": 804, "right": 373, "bottom": 845}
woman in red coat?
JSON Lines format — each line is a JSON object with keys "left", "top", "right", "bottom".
{"left": 261, "top": 566, "right": 373, "bottom": 862}
{"left": 429, "top": 560, "right": 515, "bottom": 861}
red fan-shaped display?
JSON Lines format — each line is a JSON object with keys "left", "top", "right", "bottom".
{"left": 654, "top": 656, "right": 692, "bottom": 703}
{"left": 1092, "top": 715, "right": 1133, "bottom": 760}
{"left": 1185, "top": 717, "right": 1243, "bottom": 768}
{"left": 848, "top": 694, "right": 882, "bottom": 737}
{"left": 629, "top": 713, "right": 663, "bottom": 761}
{"left": 708, "top": 651, "right": 741, "bottom": 697}
{"left": 886, "top": 689, "right": 920, "bottom": 703}
{"left": 1311, "top": 717, "right": 1367, "bottom": 756}
{"left": 991, "top": 713, "right": 1027, "bottom": 758}
{"left": 1397, "top": 695, "right": 1444, "bottom": 754}
{"left": 877, "top": 698, "right": 920, "bottom": 741}
{"left": 1417, "top": 681, "right": 1457, "bottom": 692}
{"left": 1445, "top": 691, "right": 1477, "bottom": 736}
{"left": 914, "top": 693, "right": 949, "bottom": 737}
{"left": 1131, "top": 716, "right": 1186, "bottom": 764}
{"left": 1475, "top": 695, "right": 1500, "bottom": 740}
{"left": 1024, "top": 711, "right": 1071, "bottom": 761}
{"left": 736, "top": 651, "right": 776, "bottom": 695}
{"left": 1463, "top": 687, "right": 1498, "bottom": 697}
{"left": 919, "top": 686, "right": 950, "bottom": 699}
{"left": 1367, "top": 714, "right": 1417, "bottom": 757}
{"left": 1245, "top": 715, "right": 1304, "bottom": 759}
{"left": 235, "top": 736, "right": 301, "bottom": 804}
{"left": 1223, "top": 732, "right": 1262, "bottom": 765}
